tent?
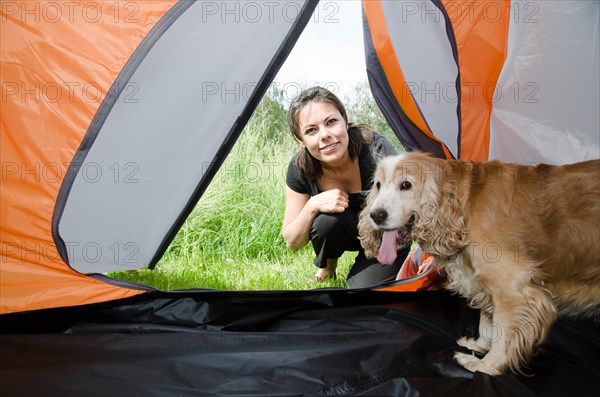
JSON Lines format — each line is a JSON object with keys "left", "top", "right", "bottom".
{"left": 1, "top": 0, "right": 598, "bottom": 395}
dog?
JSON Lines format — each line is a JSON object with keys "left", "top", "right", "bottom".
{"left": 358, "top": 151, "right": 600, "bottom": 375}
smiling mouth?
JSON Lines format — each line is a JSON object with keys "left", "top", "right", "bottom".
{"left": 320, "top": 142, "right": 339, "bottom": 152}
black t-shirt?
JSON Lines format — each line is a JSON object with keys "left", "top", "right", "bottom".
{"left": 285, "top": 132, "right": 399, "bottom": 210}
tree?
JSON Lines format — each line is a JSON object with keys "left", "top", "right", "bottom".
{"left": 245, "top": 86, "right": 289, "bottom": 145}
{"left": 343, "top": 81, "right": 403, "bottom": 151}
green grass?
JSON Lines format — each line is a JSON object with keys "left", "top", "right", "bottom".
{"left": 109, "top": 98, "right": 357, "bottom": 291}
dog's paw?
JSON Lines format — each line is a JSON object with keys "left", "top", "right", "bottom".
{"left": 457, "top": 336, "right": 491, "bottom": 353}
{"left": 454, "top": 352, "right": 501, "bottom": 376}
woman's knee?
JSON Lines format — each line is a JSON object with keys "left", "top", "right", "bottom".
{"left": 310, "top": 213, "right": 350, "bottom": 240}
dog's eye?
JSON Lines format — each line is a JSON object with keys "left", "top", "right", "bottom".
{"left": 375, "top": 181, "right": 381, "bottom": 190}
{"left": 400, "top": 181, "right": 412, "bottom": 191}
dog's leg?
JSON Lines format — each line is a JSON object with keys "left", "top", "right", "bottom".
{"left": 457, "top": 308, "right": 492, "bottom": 353}
{"left": 455, "top": 281, "right": 556, "bottom": 375}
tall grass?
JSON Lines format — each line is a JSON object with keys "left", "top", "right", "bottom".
{"left": 109, "top": 95, "right": 357, "bottom": 290}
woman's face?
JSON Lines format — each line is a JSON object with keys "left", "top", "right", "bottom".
{"left": 296, "top": 101, "right": 349, "bottom": 167}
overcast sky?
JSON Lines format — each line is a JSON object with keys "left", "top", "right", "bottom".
{"left": 273, "top": 1, "right": 367, "bottom": 103}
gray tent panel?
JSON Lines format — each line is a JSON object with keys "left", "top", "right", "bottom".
{"left": 489, "top": 0, "right": 600, "bottom": 164}
{"left": 56, "top": 1, "right": 317, "bottom": 273}
{"left": 380, "top": 0, "right": 460, "bottom": 157}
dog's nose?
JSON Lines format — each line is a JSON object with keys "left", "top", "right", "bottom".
{"left": 370, "top": 208, "right": 388, "bottom": 225}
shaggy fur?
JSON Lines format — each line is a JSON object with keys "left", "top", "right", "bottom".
{"left": 358, "top": 151, "right": 600, "bottom": 375}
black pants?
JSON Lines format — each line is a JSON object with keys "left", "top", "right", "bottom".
{"left": 309, "top": 211, "right": 410, "bottom": 288}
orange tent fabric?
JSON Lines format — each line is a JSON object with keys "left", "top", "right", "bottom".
{"left": 1, "top": 1, "right": 176, "bottom": 313}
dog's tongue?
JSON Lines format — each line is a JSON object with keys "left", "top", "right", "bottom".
{"left": 377, "top": 229, "right": 398, "bottom": 265}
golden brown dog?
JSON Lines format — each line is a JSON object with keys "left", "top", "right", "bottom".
{"left": 358, "top": 151, "right": 600, "bottom": 375}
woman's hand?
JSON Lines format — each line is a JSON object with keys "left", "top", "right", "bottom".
{"left": 281, "top": 188, "right": 348, "bottom": 252}
{"left": 308, "top": 189, "right": 349, "bottom": 214}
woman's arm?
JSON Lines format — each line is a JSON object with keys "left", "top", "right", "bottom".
{"left": 281, "top": 187, "right": 349, "bottom": 251}
{"left": 281, "top": 187, "right": 314, "bottom": 251}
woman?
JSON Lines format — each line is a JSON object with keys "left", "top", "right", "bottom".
{"left": 281, "top": 86, "right": 410, "bottom": 287}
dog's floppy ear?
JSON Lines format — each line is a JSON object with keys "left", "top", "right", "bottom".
{"left": 358, "top": 187, "right": 383, "bottom": 259}
{"left": 412, "top": 160, "right": 468, "bottom": 257}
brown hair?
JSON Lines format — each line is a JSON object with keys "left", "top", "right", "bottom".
{"left": 287, "top": 86, "right": 372, "bottom": 180}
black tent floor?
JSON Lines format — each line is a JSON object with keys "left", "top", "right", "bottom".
{"left": 1, "top": 289, "right": 598, "bottom": 396}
